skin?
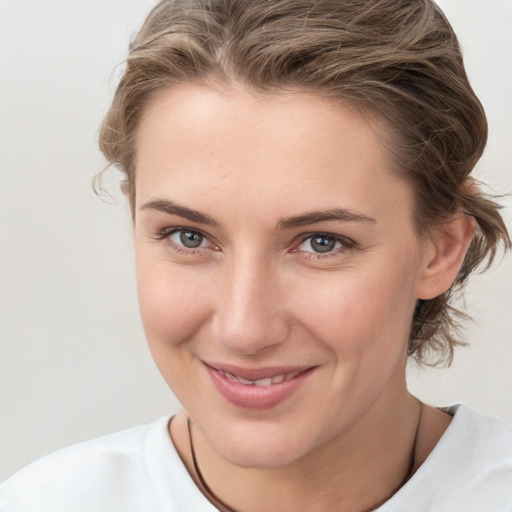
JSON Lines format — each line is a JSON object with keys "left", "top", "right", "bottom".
{"left": 133, "top": 84, "right": 474, "bottom": 511}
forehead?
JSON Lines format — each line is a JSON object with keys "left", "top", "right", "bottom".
{"left": 134, "top": 84, "right": 413, "bottom": 225}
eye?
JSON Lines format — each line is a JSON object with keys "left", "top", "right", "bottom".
{"left": 155, "top": 227, "right": 218, "bottom": 253}
{"left": 296, "top": 233, "right": 352, "bottom": 255}
{"left": 169, "top": 229, "right": 209, "bottom": 249}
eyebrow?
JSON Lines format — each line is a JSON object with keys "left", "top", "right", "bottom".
{"left": 140, "top": 198, "right": 376, "bottom": 230}
{"left": 276, "top": 208, "right": 376, "bottom": 230}
{"left": 140, "top": 199, "right": 219, "bottom": 227}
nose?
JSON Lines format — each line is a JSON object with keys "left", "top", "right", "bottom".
{"left": 211, "top": 254, "right": 291, "bottom": 357}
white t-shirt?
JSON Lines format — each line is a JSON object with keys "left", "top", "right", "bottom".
{"left": 1, "top": 405, "right": 511, "bottom": 511}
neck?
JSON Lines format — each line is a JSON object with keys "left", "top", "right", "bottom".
{"left": 176, "top": 388, "right": 426, "bottom": 512}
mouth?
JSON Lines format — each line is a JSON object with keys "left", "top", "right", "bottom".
{"left": 214, "top": 367, "right": 309, "bottom": 386}
{"left": 203, "top": 361, "right": 317, "bottom": 410}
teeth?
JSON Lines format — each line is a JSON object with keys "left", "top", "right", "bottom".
{"left": 223, "top": 371, "right": 238, "bottom": 383}
{"left": 217, "top": 368, "right": 304, "bottom": 386}
{"left": 237, "top": 376, "right": 256, "bottom": 385}
{"left": 254, "top": 378, "right": 273, "bottom": 387}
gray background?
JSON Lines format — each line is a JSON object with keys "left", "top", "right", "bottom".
{"left": 1, "top": 0, "right": 511, "bottom": 482}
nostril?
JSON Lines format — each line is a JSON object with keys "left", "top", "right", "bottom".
{"left": 212, "top": 318, "right": 291, "bottom": 356}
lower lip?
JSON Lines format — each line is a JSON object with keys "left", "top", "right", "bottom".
{"left": 205, "top": 365, "right": 315, "bottom": 410}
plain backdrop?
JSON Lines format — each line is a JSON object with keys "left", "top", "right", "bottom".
{"left": 0, "top": 0, "right": 511, "bottom": 482}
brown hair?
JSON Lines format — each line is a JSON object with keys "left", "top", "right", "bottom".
{"left": 98, "top": 0, "right": 510, "bottom": 365}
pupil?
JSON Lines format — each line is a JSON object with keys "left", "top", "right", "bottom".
{"left": 180, "top": 231, "right": 203, "bottom": 248}
{"left": 311, "top": 235, "right": 335, "bottom": 253}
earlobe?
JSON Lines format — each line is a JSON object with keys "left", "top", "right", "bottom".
{"left": 416, "top": 212, "right": 476, "bottom": 300}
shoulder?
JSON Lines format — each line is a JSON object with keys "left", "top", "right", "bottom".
{"left": 381, "top": 405, "right": 512, "bottom": 512}
{"left": 0, "top": 417, "right": 172, "bottom": 512}
{"left": 442, "top": 404, "right": 512, "bottom": 461}
{"left": 431, "top": 405, "right": 512, "bottom": 510}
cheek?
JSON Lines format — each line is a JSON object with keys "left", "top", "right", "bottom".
{"left": 293, "top": 263, "right": 418, "bottom": 359}
{"left": 135, "top": 257, "right": 217, "bottom": 402}
{"left": 135, "top": 256, "right": 213, "bottom": 350}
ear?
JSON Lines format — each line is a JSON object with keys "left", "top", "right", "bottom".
{"left": 120, "top": 181, "right": 129, "bottom": 197}
{"left": 415, "top": 211, "right": 476, "bottom": 300}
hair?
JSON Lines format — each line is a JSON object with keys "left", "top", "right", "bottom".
{"left": 98, "top": 0, "right": 510, "bottom": 366}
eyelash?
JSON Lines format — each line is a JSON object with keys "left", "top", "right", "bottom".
{"left": 293, "top": 232, "right": 355, "bottom": 260}
{"left": 153, "top": 227, "right": 218, "bottom": 255}
{"left": 154, "top": 228, "right": 355, "bottom": 260}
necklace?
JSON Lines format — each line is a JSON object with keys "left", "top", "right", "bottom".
{"left": 187, "top": 401, "right": 424, "bottom": 512}
{"left": 188, "top": 418, "right": 239, "bottom": 512}
{"left": 362, "top": 401, "right": 424, "bottom": 512}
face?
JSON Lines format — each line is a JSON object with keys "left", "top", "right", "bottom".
{"left": 134, "top": 84, "right": 429, "bottom": 468}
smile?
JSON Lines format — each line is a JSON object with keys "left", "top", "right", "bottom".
{"left": 217, "top": 368, "right": 305, "bottom": 387}
{"left": 203, "top": 362, "right": 317, "bottom": 410}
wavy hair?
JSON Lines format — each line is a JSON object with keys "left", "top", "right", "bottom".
{"left": 98, "top": 0, "right": 510, "bottom": 365}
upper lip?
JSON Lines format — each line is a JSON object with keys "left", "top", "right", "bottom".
{"left": 203, "top": 361, "right": 316, "bottom": 381}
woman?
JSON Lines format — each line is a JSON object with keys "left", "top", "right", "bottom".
{"left": 1, "top": 0, "right": 511, "bottom": 510}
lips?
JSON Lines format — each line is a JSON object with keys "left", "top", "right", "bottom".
{"left": 218, "top": 369, "right": 303, "bottom": 387}
{"left": 204, "top": 361, "right": 316, "bottom": 410}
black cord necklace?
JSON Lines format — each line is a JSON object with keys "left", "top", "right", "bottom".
{"left": 187, "top": 402, "right": 423, "bottom": 512}
{"left": 188, "top": 418, "right": 239, "bottom": 512}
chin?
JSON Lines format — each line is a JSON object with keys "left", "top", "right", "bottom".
{"left": 224, "top": 445, "right": 300, "bottom": 469}
{"left": 211, "top": 422, "right": 313, "bottom": 469}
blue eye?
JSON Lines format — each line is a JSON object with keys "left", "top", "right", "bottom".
{"left": 297, "top": 234, "right": 350, "bottom": 254}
